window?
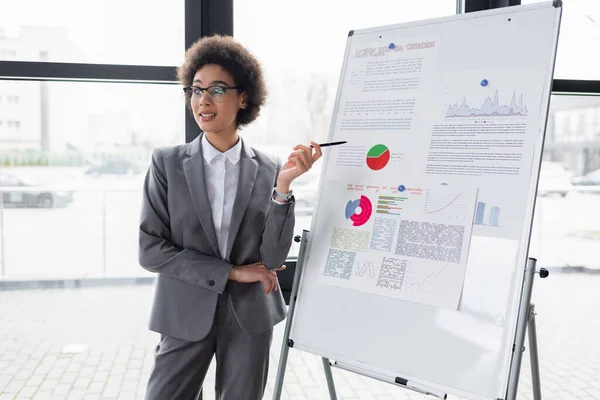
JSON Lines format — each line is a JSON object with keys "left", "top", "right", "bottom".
{"left": 0, "top": 0, "right": 184, "bottom": 65}
{"left": 522, "top": 0, "right": 600, "bottom": 80}
{"left": 529, "top": 93, "right": 600, "bottom": 269}
{"left": 0, "top": 80, "right": 182, "bottom": 278}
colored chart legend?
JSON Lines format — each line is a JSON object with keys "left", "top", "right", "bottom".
{"left": 376, "top": 195, "right": 406, "bottom": 215}
{"left": 366, "top": 144, "right": 391, "bottom": 170}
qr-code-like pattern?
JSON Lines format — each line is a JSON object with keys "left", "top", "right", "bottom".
{"left": 395, "top": 220, "right": 464, "bottom": 263}
{"left": 370, "top": 218, "right": 397, "bottom": 252}
{"left": 376, "top": 258, "right": 407, "bottom": 291}
{"left": 331, "top": 228, "right": 370, "bottom": 252}
{"left": 324, "top": 249, "right": 356, "bottom": 280}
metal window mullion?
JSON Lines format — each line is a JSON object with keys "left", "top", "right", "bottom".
{"left": 0, "top": 61, "right": 177, "bottom": 84}
{"left": 552, "top": 79, "right": 600, "bottom": 95}
{"left": 184, "top": 0, "right": 234, "bottom": 143}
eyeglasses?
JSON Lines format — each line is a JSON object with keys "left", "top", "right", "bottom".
{"left": 183, "top": 85, "right": 239, "bottom": 103}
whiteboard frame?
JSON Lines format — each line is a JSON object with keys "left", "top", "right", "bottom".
{"left": 288, "top": 3, "right": 562, "bottom": 400}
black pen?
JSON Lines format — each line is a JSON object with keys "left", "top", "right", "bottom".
{"left": 311, "top": 141, "right": 347, "bottom": 148}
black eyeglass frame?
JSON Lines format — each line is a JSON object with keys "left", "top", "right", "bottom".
{"left": 182, "top": 85, "right": 241, "bottom": 102}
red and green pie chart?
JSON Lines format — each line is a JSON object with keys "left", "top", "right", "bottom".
{"left": 366, "top": 144, "right": 391, "bottom": 170}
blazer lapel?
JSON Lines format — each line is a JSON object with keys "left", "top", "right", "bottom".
{"left": 183, "top": 135, "right": 221, "bottom": 258}
{"left": 225, "top": 141, "right": 258, "bottom": 259}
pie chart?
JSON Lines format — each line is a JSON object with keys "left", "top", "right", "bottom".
{"left": 344, "top": 196, "right": 372, "bottom": 227}
{"left": 366, "top": 144, "right": 391, "bottom": 170}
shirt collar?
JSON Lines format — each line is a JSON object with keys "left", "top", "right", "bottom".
{"left": 201, "top": 134, "right": 242, "bottom": 165}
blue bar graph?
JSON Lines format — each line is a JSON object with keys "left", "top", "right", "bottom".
{"left": 474, "top": 202, "right": 501, "bottom": 226}
{"left": 489, "top": 206, "right": 500, "bottom": 226}
{"left": 475, "top": 202, "right": 486, "bottom": 224}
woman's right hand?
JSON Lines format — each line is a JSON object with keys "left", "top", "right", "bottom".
{"left": 229, "top": 263, "right": 286, "bottom": 294}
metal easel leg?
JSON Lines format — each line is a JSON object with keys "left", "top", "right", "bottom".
{"left": 322, "top": 357, "right": 338, "bottom": 400}
{"left": 528, "top": 304, "right": 542, "bottom": 400}
{"left": 273, "top": 230, "right": 310, "bottom": 400}
{"left": 506, "top": 258, "right": 537, "bottom": 400}
{"left": 506, "top": 258, "right": 548, "bottom": 400}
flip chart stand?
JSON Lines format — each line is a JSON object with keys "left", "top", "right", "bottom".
{"left": 506, "top": 257, "right": 548, "bottom": 400}
{"left": 273, "top": 230, "right": 338, "bottom": 400}
{"left": 272, "top": 230, "right": 549, "bottom": 400}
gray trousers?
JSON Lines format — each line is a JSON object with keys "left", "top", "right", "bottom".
{"left": 145, "top": 290, "right": 273, "bottom": 400}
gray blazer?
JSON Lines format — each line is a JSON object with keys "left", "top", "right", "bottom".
{"left": 138, "top": 134, "right": 293, "bottom": 342}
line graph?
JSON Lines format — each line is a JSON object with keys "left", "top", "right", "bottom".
{"left": 355, "top": 261, "right": 376, "bottom": 278}
{"left": 446, "top": 89, "right": 528, "bottom": 118}
{"left": 424, "top": 189, "right": 468, "bottom": 218}
{"left": 426, "top": 194, "right": 461, "bottom": 214}
{"left": 409, "top": 264, "right": 449, "bottom": 288}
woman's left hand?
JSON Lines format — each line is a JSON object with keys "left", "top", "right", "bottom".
{"left": 276, "top": 141, "right": 322, "bottom": 192}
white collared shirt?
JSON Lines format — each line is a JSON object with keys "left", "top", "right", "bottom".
{"left": 202, "top": 135, "right": 242, "bottom": 261}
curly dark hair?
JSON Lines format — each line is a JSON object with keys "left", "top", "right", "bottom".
{"left": 177, "top": 35, "right": 267, "bottom": 128}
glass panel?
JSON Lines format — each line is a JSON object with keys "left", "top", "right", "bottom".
{"left": 0, "top": 0, "right": 184, "bottom": 65}
{"left": 0, "top": 80, "right": 183, "bottom": 280}
{"left": 234, "top": 0, "right": 457, "bottom": 256}
{"left": 522, "top": 0, "right": 600, "bottom": 80}
{"left": 529, "top": 93, "right": 600, "bottom": 270}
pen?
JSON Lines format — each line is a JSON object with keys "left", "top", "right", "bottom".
{"left": 406, "top": 381, "right": 447, "bottom": 399}
{"left": 311, "top": 141, "right": 347, "bottom": 148}
{"left": 395, "top": 377, "right": 447, "bottom": 399}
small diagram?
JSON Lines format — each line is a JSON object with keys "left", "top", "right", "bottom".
{"left": 409, "top": 264, "right": 449, "bottom": 289}
{"left": 376, "top": 258, "right": 407, "bottom": 291}
{"left": 424, "top": 189, "right": 467, "bottom": 218}
{"left": 366, "top": 144, "right": 391, "bottom": 170}
{"left": 446, "top": 89, "right": 528, "bottom": 118}
{"left": 345, "top": 195, "right": 373, "bottom": 227}
{"left": 324, "top": 249, "right": 356, "bottom": 280}
{"left": 331, "top": 228, "right": 370, "bottom": 252}
{"left": 474, "top": 201, "right": 502, "bottom": 227}
{"left": 376, "top": 195, "right": 406, "bottom": 216}
{"left": 355, "top": 261, "right": 376, "bottom": 278}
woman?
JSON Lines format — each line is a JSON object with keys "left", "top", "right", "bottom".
{"left": 138, "top": 35, "right": 322, "bottom": 399}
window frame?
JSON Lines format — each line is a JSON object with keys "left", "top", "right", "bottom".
{"left": 0, "top": 0, "right": 233, "bottom": 144}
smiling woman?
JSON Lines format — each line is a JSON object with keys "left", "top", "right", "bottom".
{"left": 139, "top": 34, "right": 323, "bottom": 400}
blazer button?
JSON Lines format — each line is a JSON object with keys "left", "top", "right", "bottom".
{"left": 209, "top": 280, "right": 216, "bottom": 286}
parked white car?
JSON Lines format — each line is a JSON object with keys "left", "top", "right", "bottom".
{"left": 572, "top": 168, "right": 600, "bottom": 187}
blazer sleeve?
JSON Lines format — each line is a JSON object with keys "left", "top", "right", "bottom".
{"left": 259, "top": 160, "right": 296, "bottom": 270}
{"left": 138, "top": 148, "right": 232, "bottom": 294}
